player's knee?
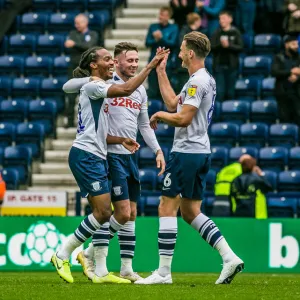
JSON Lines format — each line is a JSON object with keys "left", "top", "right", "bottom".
{"left": 130, "top": 208, "right": 137, "bottom": 220}
{"left": 180, "top": 208, "right": 200, "bottom": 224}
{"left": 114, "top": 201, "right": 131, "bottom": 224}
{"left": 158, "top": 196, "right": 178, "bottom": 217}
{"left": 92, "top": 206, "right": 111, "bottom": 223}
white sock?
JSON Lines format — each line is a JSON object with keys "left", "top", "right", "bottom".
{"left": 109, "top": 215, "right": 123, "bottom": 238}
{"left": 84, "top": 242, "right": 94, "bottom": 259}
{"left": 215, "top": 238, "right": 236, "bottom": 263}
{"left": 158, "top": 217, "right": 177, "bottom": 277}
{"left": 120, "top": 258, "right": 133, "bottom": 275}
{"left": 94, "top": 246, "right": 109, "bottom": 277}
{"left": 57, "top": 234, "right": 82, "bottom": 260}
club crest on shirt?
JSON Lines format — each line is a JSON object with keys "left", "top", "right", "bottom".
{"left": 113, "top": 186, "right": 123, "bottom": 196}
{"left": 91, "top": 181, "right": 102, "bottom": 192}
{"left": 187, "top": 85, "right": 197, "bottom": 96}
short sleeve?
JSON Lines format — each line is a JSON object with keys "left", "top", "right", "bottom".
{"left": 84, "top": 80, "right": 112, "bottom": 100}
{"left": 184, "top": 78, "right": 207, "bottom": 109}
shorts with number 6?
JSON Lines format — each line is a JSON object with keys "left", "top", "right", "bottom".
{"left": 161, "top": 152, "right": 211, "bottom": 200}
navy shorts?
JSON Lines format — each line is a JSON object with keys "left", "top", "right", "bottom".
{"left": 108, "top": 153, "right": 140, "bottom": 202}
{"left": 161, "top": 152, "right": 211, "bottom": 200}
{"left": 69, "top": 147, "right": 109, "bottom": 198}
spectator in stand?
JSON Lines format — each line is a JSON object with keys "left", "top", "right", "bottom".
{"left": 271, "top": 34, "right": 300, "bottom": 125}
{"left": 170, "top": 0, "right": 196, "bottom": 28}
{"left": 284, "top": 0, "right": 300, "bottom": 34}
{"left": 211, "top": 10, "right": 243, "bottom": 101}
{"left": 0, "top": 173, "right": 6, "bottom": 207}
{"left": 235, "top": 0, "right": 256, "bottom": 35}
{"left": 230, "top": 156, "right": 272, "bottom": 219}
{"left": 145, "top": 6, "right": 179, "bottom": 99}
{"left": 195, "top": 0, "right": 225, "bottom": 37}
{"left": 64, "top": 14, "right": 99, "bottom": 127}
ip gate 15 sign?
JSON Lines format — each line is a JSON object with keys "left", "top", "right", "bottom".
{"left": 1, "top": 191, "right": 67, "bottom": 216}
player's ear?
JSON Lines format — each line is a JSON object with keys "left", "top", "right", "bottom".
{"left": 90, "top": 62, "right": 97, "bottom": 70}
{"left": 113, "top": 58, "right": 119, "bottom": 66}
{"left": 189, "top": 49, "right": 194, "bottom": 59}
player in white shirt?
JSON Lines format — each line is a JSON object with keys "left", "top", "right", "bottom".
{"left": 63, "top": 42, "right": 166, "bottom": 282}
{"left": 51, "top": 46, "right": 169, "bottom": 284}
{"left": 135, "top": 32, "right": 244, "bottom": 285}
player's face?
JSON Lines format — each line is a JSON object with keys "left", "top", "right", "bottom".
{"left": 178, "top": 41, "right": 189, "bottom": 69}
{"left": 115, "top": 50, "right": 139, "bottom": 78}
{"left": 92, "top": 49, "right": 114, "bottom": 80}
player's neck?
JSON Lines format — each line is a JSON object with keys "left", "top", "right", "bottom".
{"left": 116, "top": 70, "right": 131, "bottom": 82}
{"left": 187, "top": 61, "right": 205, "bottom": 76}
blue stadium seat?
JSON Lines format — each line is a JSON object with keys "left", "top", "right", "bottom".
{"left": 8, "top": 34, "right": 36, "bottom": 54}
{"left": 0, "top": 55, "right": 24, "bottom": 75}
{"left": 267, "top": 196, "right": 297, "bottom": 218}
{"left": 139, "top": 147, "right": 156, "bottom": 168}
{"left": 202, "top": 195, "right": 215, "bottom": 216}
{"left": 16, "top": 123, "right": 45, "bottom": 159}
{"left": 242, "top": 34, "right": 254, "bottom": 54}
{"left": 148, "top": 99, "right": 163, "bottom": 116}
{"left": 235, "top": 77, "right": 261, "bottom": 99}
{"left": 278, "top": 171, "right": 300, "bottom": 192}
{"left": 269, "top": 124, "right": 298, "bottom": 149}
{"left": 229, "top": 146, "right": 259, "bottom": 162}
{"left": 155, "top": 124, "right": 174, "bottom": 145}
{"left": 243, "top": 56, "right": 272, "bottom": 76}
{"left": 251, "top": 100, "right": 278, "bottom": 124}
{"left": 28, "top": 100, "right": 57, "bottom": 136}
{"left": 289, "top": 147, "right": 300, "bottom": 171}
{"left": 212, "top": 101, "right": 220, "bottom": 122}
{"left": 17, "top": 13, "right": 48, "bottom": 33}
{"left": 32, "top": 0, "right": 58, "bottom": 11}
{"left": 87, "top": 11, "right": 108, "bottom": 31}
{"left": 259, "top": 147, "right": 288, "bottom": 172}
{"left": 3, "top": 146, "right": 32, "bottom": 184}
{"left": 144, "top": 195, "right": 160, "bottom": 216}
{"left": 254, "top": 34, "right": 281, "bottom": 54}
{"left": 210, "top": 146, "right": 228, "bottom": 171}
{"left": 1, "top": 168, "right": 19, "bottom": 190}
{"left": 42, "top": 97, "right": 65, "bottom": 113}
{"left": 240, "top": 123, "right": 268, "bottom": 148}
{"left": 0, "top": 100, "right": 27, "bottom": 124}
{"left": 261, "top": 170, "right": 277, "bottom": 191}
{"left": 47, "top": 13, "right": 77, "bottom": 33}
{"left": 12, "top": 77, "right": 40, "bottom": 97}
{"left": 261, "top": 77, "right": 275, "bottom": 98}
{"left": 53, "top": 56, "right": 70, "bottom": 76}
{"left": 87, "top": 0, "right": 117, "bottom": 10}
{"left": 59, "top": 0, "right": 86, "bottom": 11}
{"left": 221, "top": 101, "right": 250, "bottom": 124}
{"left": 36, "top": 34, "right": 65, "bottom": 56}
{"left": 0, "top": 77, "right": 12, "bottom": 97}
{"left": 139, "top": 168, "right": 157, "bottom": 191}
{"left": 210, "top": 123, "right": 239, "bottom": 147}
{"left": 40, "top": 77, "right": 65, "bottom": 99}
{"left": 25, "top": 56, "right": 52, "bottom": 77}
{"left": 206, "top": 169, "right": 216, "bottom": 192}
{"left": 0, "top": 123, "right": 15, "bottom": 147}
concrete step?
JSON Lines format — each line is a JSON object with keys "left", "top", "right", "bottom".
{"left": 45, "top": 150, "right": 69, "bottom": 162}
{"left": 105, "top": 38, "right": 146, "bottom": 50}
{"left": 128, "top": 0, "right": 169, "bottom": 9}
{"left": 57, "top": 127, "right": 76, "bottom": 139}
{"left": 111, "top": 29, "right": 147, "bottom": 40}
{"left": 32, "top": 174, "right": 77, "bottom": 186}
{"left": 116, "top": 18, "right": 156, "bottom": 30}
{"left": 39, "top": 163, "right": 70, "bottom": 174}
{"left": 52, "top": 139, "right": 73, "bottom": 151}
{"left": 123, "top": 8, "right": 159, "bottom": 18}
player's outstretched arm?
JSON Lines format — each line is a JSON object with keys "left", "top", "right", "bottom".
{"left": 156, "top": 53, "right": 178, "bottom": 112}
{"left": 106, "top": 49, "right": 170, "bottom": 98}
{"left": 63, "top": 77, "right": 90, "bottom": 93}
{"left": 150, "top": 104, "right": 198, "bottom": 129}
{"left": 106, "top": 135, "right": 140, "bottom": 153}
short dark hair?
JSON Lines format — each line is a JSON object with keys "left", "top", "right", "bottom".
{"left": 73, "top": 46, "right": 104, "bottom": 78}
{"left": 183, "top": 31, "right": 211, "bottom": 58}
{"left": 186, "top": 12, "right": 201, "bottom": 26}
{"left": 241, "top": 157, "right": 257, "bottom": 173}
{"left": 219, "top": 10, "right": 233, "bottom": 18}
{"left": 114, "top": 42, "right": 138, "bottom": 57}
{"left": 160, "top": 6, "right": 173, "bottom": 17}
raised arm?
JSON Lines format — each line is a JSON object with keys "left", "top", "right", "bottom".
{"left": 156, "top": 53, "right": 178, "bottom": 112}
{"left": 63, "top": 77, "right": 90, "bottom": 93}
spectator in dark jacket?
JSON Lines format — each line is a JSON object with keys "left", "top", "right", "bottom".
{"left": 284, "top": 0, "right": 300, "bottom": 34}
{"left": 145, "top": 6, "right": 179, "bottom": 99}
{"left": 64, "top": 14, "right": 99, "bottom": 127}
{"left": 271, "top": 34, "right": 300, "bottom": 125}
{"left": 170, "top": 0, "right": 196, "bottom": 28}
{"left": 211, "top": 10, "right": 243, "bottom": 101}
{"left": 195, "top": 0, "right": 225, "bottom": 37}
{"left": 230, "top": 157, "right": 272, "bottom": 219}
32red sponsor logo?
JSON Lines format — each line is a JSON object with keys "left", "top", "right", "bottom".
{"left": 111, "top": 98, "right": 141, "bottom": 110}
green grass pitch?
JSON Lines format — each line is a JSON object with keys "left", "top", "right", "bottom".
{"left": 0, "top": 272, "right": 300, "bottom": 300}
